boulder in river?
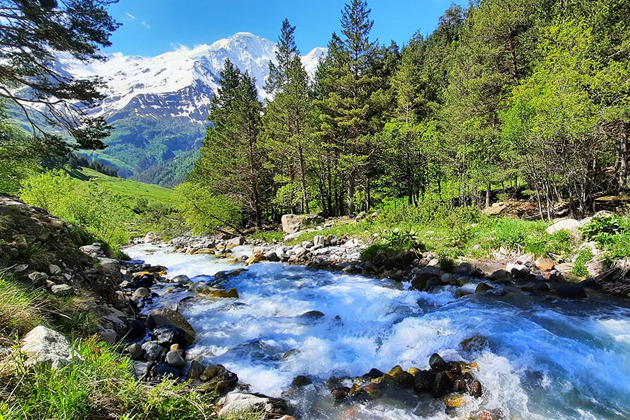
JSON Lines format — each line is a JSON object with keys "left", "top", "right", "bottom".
{"left": 146, "top": 308, "right": 196, "bottom": 345}
{"left": 153, "top": 324, "right": 187, "bottom": 348}
{"left": 218, "top": 392, "right": 289, "bottom": 418}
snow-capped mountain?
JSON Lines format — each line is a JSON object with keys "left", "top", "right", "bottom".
{"left": 58, "top": 32, "right": 325, "bottom": 181}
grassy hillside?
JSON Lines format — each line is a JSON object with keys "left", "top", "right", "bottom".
{"left": 70, "top": 168, "right": 176, "bottom": 207}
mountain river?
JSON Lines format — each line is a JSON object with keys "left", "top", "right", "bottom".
{"left": 126, "top": 243, "right": 630, "bottom": 420}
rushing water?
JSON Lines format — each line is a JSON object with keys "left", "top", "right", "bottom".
{"left": 126, "top": 244, "right": 630, "bottom": 420}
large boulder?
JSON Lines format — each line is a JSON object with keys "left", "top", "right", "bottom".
{"left": 281, "top": 214, "right": 303, "bottom": 234}
{"left": 281, "top": 214, "right": 324, "bottom": 234}
{"left": 217, "top": 393, "right": 288, "bottom": 418}
{"left": 21, "top": 325, "right": 80, "bottom": 368}
{"left": 146, "top": 308, "right": 196, "bottom": 345}
{"left": 546, "top": 219, "right": 582, "bottom": 236}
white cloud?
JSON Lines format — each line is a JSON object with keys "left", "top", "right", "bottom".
{"left": 125, "top": 12, "right": 137, "bottom": 20}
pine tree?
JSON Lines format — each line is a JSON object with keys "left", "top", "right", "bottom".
{"left": 191, "top": 60, "right": 266, "bottom": 227}
{"left": 263, "top": 19, "right": 313, "bottom": 214}
{"left": 314, "top": 0, "right": 385, "bottom": 215}
{"left": 0, "top": 0, "right": 119, "bottom": 151}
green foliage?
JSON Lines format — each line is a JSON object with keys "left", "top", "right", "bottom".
{"left": 377, "top": 201, "right": 481, "bottom": 229}
{"left": 19, "top": 170, "right": 134, "bottom": 245}
{"left": 1, "top": 338, "right": 216, "bottom": 419}
{"left": 174, "top": 182, "right": 242, "bottom": 234}
{"left": 381, "top": 227, "right": 420, "bottom": 249}
{"left": 581, "top": 217, "right": 623, "bottom": 240}
{"left": 250, "top": 230, "right": 285, "bottom": 243}
{"left": 572, "top": 249, "right": 594, "bottom": 277}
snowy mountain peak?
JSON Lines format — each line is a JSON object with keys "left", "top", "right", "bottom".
{"left": 56, "top": 33, "right": 326, "bottom": 179}
{"left": 61, "top": 32, "right": 324, "bottom": 118}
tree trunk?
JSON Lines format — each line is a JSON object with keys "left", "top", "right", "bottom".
{"left": 347, "top": 172, "right": 355, "bottom": 215}
{"left": 298, "top": 146, "right": 309, "bottom": 214}
{"left": 485, "top": 182, "right": 491, "bottom": 209}
{"left": 616, "top": 124, "right": 628, "bottom": 189}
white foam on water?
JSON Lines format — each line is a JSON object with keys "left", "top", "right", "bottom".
{"left": 129, "top": 244, "right": 630, "bottom": 419}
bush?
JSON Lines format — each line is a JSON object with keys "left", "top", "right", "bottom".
{"left": 174, "top": 182, "right": 241, "bottom": 235}
{"left": 581, "top": 217, "right": 623, "bottom": 240}
{"left": 19, "top": 170, "right": 134, "bottom": 245}
{"left": 572, "top": 249, "right": 593, "bottom": 277}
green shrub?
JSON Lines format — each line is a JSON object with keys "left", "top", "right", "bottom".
{"left": 174, "top": 182, "right": 241, "bottom": 235}
{"left": 19, "top": 170, "right": 134, "bottom": 246}
{"left": 572, "top": 249, "right": 593, "bottom": 277}
{"left": 581, "top": 217, "right": 623, "bottom": 240}
{"left": 382, "top": 227, "right": 421, "bottom": 249}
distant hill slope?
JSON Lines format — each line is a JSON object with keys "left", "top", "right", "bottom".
{"left": 70, "top": 168, "right": 175, "bottom": 207}
{"left": 130, "top": 149, "right": 200, "bottom": 188}
{"left": 55, "top": 33, "right": 326, "bottom": 180}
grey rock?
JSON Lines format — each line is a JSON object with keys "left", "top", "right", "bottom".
{"left": 264, "top": 250, "right": 280, "bottom": 262}
{"left": 13, "top": 264, "right": 29, "bottom": 273}
{"left": 313, "top": 235, "right": 325, "bottom": 248}
{"left": 28, "top": 272, "right": 48, "bottom": 287}
{"left": 132, "top": 287, "right": 150, "bottom": 301}
{"left": 21, "top": 325, "right": 80, "bottom": 368}
{"left": 546, "top": 219, "right": 581, "bottom": 236}
{"left": 146, "top": 308, "right": 196, "bottom": 345}
{"left": 98, "top": 328, "right": 117, "bottom": 345}
{"left": 152, "top": 363, "right": 180, "bottom": 380}
{"left": 186, "top": 360, "right": 205, "bottom": 380}
{"left": 51, "top": 284, "right": 74, "bottom": 296}
{"left": 218, "top": 393, "right": 288, "bottom": 418}
{"left": 165, "top": 350, "right": 186, "bottom": 368}
{"left": 227, "top": 236, "right": 246, "bottom": 247}
{"left": 141, "top": 341, "right": 167, "bottom": 362}
{"left": 48, "top": 264, "right": 62, "bottom": 275}
{"left": 133, "top": 361, "right": 153, "bottom": 380}
{"left": 153, "top": 324, "right": 187, "bottom": 348}
{"left": 506, "top": 263, "right": 530, "bottom": 278}
{"left": 125, "top": 343, "right": 143, "bottom": 360}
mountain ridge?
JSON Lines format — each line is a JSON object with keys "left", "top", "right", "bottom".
{"left": 60, "top": 32, "right": 325, "bottom": 182}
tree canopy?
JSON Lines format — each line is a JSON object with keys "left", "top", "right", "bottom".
{"left": 0, "top": 0, "right": 119, "bottom": 151}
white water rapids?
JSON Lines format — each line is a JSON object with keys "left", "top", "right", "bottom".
{"left": 126, "top": 244, "right": 630, "bottom": 419}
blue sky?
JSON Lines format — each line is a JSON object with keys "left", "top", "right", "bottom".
{"left": 104, "top": 0, "right": 468, "bottom": 57}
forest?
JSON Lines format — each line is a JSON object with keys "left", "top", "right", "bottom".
{"left": 179, "top": 0, "right": 630, "bottom": 231}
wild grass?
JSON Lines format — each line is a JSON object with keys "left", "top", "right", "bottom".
{"left": 0, "top": 337, "right": 218, "bottom": 419}
{"left": 250, "top": 230, "right": 285, "bottom": 243}
{"left": 0, "top": 274, "right": 44, "bottom": 340}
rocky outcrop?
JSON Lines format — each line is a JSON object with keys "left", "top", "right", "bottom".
{"left": 328, "top": 353, "right": 485, "bottom": 416}
{"left": 0, "top": 194, "right": 130, "bottom": 311}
